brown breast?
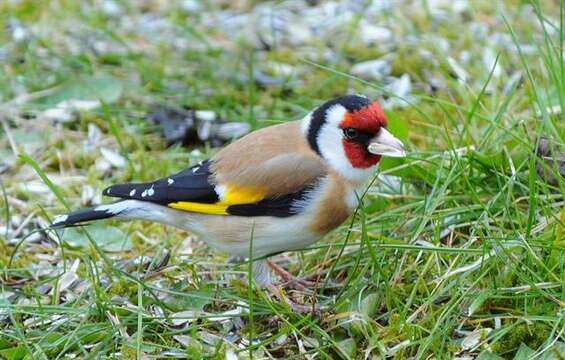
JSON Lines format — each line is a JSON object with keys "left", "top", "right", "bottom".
{"left": 308, "top": 172, "right": 355, "bottom": 235}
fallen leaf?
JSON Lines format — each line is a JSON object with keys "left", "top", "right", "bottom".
{"left": 58, "top": 224, "right": 132, "bottom": 252}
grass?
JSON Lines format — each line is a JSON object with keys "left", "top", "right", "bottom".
{"left": 1, "top": 0, "right": 565, "bottom": 358}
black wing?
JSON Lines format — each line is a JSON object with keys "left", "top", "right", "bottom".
{"left": 103, "top": 159, "right": 319, "bottom": 218}
{"left": 103, "top": 160, "right": 218, "bottom": 205}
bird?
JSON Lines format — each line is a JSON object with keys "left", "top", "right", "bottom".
{"left": 51, "top": 94, "right": 406, "bottom": 294}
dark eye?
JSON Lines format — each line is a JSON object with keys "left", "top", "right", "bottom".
{"left": 343, "top": 128, "right": 359, "bottom": 140}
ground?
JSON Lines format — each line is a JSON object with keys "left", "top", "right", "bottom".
{"left": 0, "top": 0, "right": 564, "bottom": 359}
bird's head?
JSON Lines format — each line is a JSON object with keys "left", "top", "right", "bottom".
{"left": 303, "top": 95, "right": 406, "bottom": 183}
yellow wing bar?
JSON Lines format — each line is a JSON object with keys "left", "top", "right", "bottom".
{"left": 168, "top": 185, "right": 265, "bottom": 215}
{"left": 168, "top": 202, "right": 228, "bottom": 215}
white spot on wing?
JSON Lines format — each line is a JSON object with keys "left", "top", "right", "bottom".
{"left": 192, "top": 166, "right": 200, "bottom": 173}
{"left": 148, "top": 187, "right": 155, "bottom": 196}
{"left": 141, "top": 189, "right": 148, "bottom": 197}
{"left": 167, "top": 178, "right": 174, "bottom": 185}
{"left": 129, "top": 189, "right": 136, "bottom": 196}
{"left": 53, "top": 214, "right": 68, "bottom": 224}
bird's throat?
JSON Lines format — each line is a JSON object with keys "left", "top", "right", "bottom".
{"left": 342, "top": 140, "right": 381, "bottom": 168}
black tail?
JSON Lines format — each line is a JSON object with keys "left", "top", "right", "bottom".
{"left": 51, "top": 204, "right": 118, "bottom": 228}
{"left": 51, "top": 200, "right": 179, "bottom": 229}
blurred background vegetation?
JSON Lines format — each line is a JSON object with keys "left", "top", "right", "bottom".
{"left": 1, "top": 0, "right": 564, "bottom": 359}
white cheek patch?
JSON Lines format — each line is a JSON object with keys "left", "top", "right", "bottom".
{"left": 316, "top": 105, "right": 375, "bottom": 183}
{"left": 325, "top": 104, "right": 347, "bottom": 126}
{"left": 317, "top": 105, "right": 346, "bottom": 168}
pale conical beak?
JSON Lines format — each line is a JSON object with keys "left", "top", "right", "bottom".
{"left": 367, "top": 128, "right": 406, "bottom": 157}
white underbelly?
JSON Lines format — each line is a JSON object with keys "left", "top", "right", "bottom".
{"left": 186, "top": 212, "right": 321, "bottom": 257}
{"left": 115, "top": 197, "right": 337, "bottom": 257}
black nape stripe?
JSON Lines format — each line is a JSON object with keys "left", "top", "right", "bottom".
{"left": 307, "top": 95, "right": 372, "bottom": 155}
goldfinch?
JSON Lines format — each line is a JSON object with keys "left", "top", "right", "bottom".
{"left": 52, "top": 95, "right": 406, "bottom": 286}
